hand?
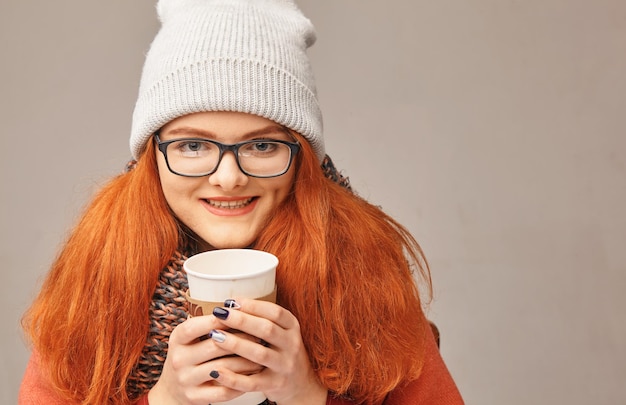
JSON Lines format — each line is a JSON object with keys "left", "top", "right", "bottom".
{"left": 208, "top": 298, "right": 328, "bottom": 405}
{"left": 148, "top": 314, "right": 264, "bottom": 405}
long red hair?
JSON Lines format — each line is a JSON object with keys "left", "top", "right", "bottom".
{"left": 23, "top": 135, "right": 431, "bottom": 404}
{"left": 257, "top": 134, "right": 431, "bottom": 403}
{"left": 22, "top": 141, "right": 179, "bottom": 403}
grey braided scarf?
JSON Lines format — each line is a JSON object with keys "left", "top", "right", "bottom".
{"left": 125, "top": 155, "right": 351, "bottom": 399}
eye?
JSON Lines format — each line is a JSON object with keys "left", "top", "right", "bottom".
{"left": 183, "top": 142, "right": 202, "bottom": 151}
{"left": 251, "top": 142, "right": 276, "bottom": 153}
{"left": 239, "top": 141, "right": 282, "bottom": 158}
{"left": 173, "top": 140, "right": 213, "bottom": 157}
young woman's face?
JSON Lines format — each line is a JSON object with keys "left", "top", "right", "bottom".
{"left": 156, "top": 111, "right": 296, "bottom": 249}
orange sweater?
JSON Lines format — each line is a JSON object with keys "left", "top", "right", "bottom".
{"left": 19, "top": 327, "right": 463, "bottom": 404}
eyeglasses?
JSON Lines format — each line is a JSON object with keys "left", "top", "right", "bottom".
{"left": 155, "top": 134, "right": 300, "bottom": 178}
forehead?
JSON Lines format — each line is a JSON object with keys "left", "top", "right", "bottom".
{"left": 160, "top": 111, "right": 285, "bottom": 139}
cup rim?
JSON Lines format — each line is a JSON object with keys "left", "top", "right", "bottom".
{"left": 183, "top": 249, "right": 278, "bottom": 280}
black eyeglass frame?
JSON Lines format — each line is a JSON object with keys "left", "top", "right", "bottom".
{"left": 155, "top": 134, "right": 301, "bottom": 178}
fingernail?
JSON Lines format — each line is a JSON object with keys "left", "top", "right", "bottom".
{"left": 224, "top": 299, "right": 241, "bottom": 309}
{"left": 210, "top": 370, "right": 220, "bottom": 379}
{"left": 213, "top": 307, "right": 230, "bottom": 320}
{"left": 209, "top": 329, "right": 226, "bottom": 343}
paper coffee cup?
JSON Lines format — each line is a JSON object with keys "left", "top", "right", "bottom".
{"left": 184, "top": 249, "right": 278, "bottom": 312}
{"left": 183, "top": 249, "right": 278, "bottom": 405}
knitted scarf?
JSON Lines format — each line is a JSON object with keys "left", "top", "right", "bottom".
{"left": 125, "top": 155, "right": 351, "bottom": 399}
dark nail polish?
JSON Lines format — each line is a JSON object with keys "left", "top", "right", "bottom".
{"left": 213, "top": 307, "right": 229, "bottom": 320}
{"left": 210, "top": 370, "right": 220, "bottom": 379}
{"left": 224, "top": 299, "right": 240, "bottom": 309}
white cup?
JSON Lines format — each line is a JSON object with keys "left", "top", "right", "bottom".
{"left": 183, "top": 249, "right": 278, "bottom": 405}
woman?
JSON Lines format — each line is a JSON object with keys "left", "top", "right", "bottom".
{"left": 20, "top": 0, "right": 464, "bottom": 404}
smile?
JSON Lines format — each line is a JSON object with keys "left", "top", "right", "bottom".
{"left": 205, "top": 197, "right": 255, "bottom": 209}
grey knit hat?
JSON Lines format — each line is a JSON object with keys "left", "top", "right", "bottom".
{"left": 130, "top": 0, "right": 325, "bottom": 161}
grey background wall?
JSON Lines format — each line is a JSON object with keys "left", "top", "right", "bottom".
{"left": 1, "top": 1, "right": 624, "bottom": 404}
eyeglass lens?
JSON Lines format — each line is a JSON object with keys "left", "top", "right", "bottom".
{"left": 165, "top": 140, "right": 293, "bottom": 177}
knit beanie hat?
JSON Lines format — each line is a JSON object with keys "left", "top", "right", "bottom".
{"left": 130, "top": 0, "right": 325, "bottom": 161}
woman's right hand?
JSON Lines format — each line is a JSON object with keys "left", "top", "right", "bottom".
{"left": 147, "top": 314, "right": 264, "bottom": 405}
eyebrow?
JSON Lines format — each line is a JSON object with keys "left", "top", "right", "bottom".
{"left": 163, "top": 124, "right": 290, "bottom": 140}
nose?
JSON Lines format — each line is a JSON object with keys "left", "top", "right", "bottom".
{"left": 207, "top": 151, "right": 249, "bottom": 190}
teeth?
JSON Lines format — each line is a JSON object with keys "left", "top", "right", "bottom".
{"left": 207, "top": 198, "right": 253, "bottom": 209}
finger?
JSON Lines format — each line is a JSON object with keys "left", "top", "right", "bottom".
{"left": 208, "top": 329, "right": 281, "bottom": 370}
{"left": 166, "top": 334, "right": 237, "bottom": 373}
{"left": 209, "top": 355, "right": 265, "bottom": 376}
{"left": 169, "top": 315, "right": 224, "bottom": 345}
{"left": 233, "top": 298, "right": 299, "bottom": 330}
{"left": 224, "top": 328, "right": 264, "bottom": 343}
{"left": 208, "top": 367, "right": 268, "bottom": 396}
{"left": 211, "top": 305, "right": 299, "bottom": 349}
{"left": 184, "top": 355, "right": 264, "bottom": 386}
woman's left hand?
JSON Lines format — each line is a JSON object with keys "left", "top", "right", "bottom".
{"left": 207, "top": 298, "right": 328, "bottom": 405}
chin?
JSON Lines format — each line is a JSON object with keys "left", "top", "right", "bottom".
{"left": 203, "top": 237, "right": 255, "bottom": 250}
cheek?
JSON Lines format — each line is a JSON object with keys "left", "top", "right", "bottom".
{"left": 272, "top": 171, "right": 296, "bottom": 201}
{"left": 157, "top": 161, "right": 175, "bottom": 197}
{"left": 156, "top": 157, "right": 193, "bottom": 210}
{"left": 155, "top": 153, "right": 169, "bottom": 184}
